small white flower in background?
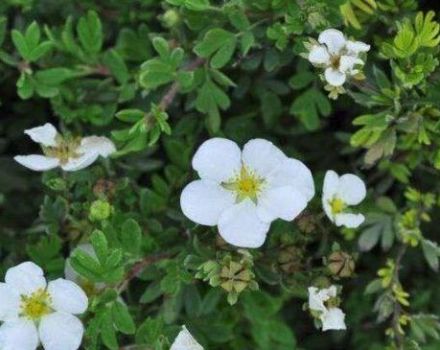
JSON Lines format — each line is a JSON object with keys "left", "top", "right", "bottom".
{"left": 14, "top": 123, "right": 116, "bottom": 172}
{"left": 170, "top": 325, "right": 203, "bottom": 350}
{"left": 65, "top": 244, "right": 106, "bottom": 296}
{"left": 307, "top": 28, "right": 370, "bottom": 87}
{"left": 322, "top": 170, "right": 366, "bottom": 228}
{"left": 308, "top": 286, "right": 346, "bottom": 331}
{"left": 180, "top": 138, "right": 315, "bottom": 248}
{"left": 0, "top": 261, "right": 88, "bottom": 350}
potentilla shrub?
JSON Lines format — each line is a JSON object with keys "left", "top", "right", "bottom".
{"left": 1, "top": 0, "right": 440, "bottom": 349}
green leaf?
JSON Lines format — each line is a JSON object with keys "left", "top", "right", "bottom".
{"left": 290, "top": 88, "right": 331, "bottom": 130}
{"left": 194, "top": 28, "right": 237, "bottom": 68}
{"left": 120, "top": 218, "right": 142, "bottom": 254}
{"left": 90, "top": 230, "right": 109, "bottom": 264}
{"left": 101, "top": 308, "right": 119, "bottom": 350}
{"left": 112, "top": 301, "right": 136, "bottom": 335}
{"left": 0, "top": 17, "right": 7, "bottom": 47}
{"left": 139, "top": 59, "right": 175, "bottom": 90}
{"left": 11, "top": 30, "right": 29, "bottom": 59}
{"left": 421, "top": 239, "right": 440, "bottom": 272}
{"left": 103, "top": 49, "right": 129, "bottom": 84}
{"left": 77, "top": 10, "right": 103, "bottom": 55}
{"left": 34, "top": 68, "right": 77, "bottom": 85}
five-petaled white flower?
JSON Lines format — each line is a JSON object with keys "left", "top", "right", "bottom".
{"left": 14, "top": 123, "right": 116, "bottom": 172}
{"left": 0, "top": 261, "right": 88, "bottom": 350}
{"left": 322, "top": 170, "right": 366, "bottom": 228}
{"left": 308, "top": 286, "right": 346, "bottom": 331}
{"left": 308, "top": 28, "right": 370, "bottom": 87}
{"left": 170, "top": 325, "right": 203, "bottom": 350}
{"left": 180, "top": 138, "right": 315, "bottom": 248}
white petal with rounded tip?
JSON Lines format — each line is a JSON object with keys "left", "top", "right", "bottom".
{"left": 79, "top": 136, "right": 116, "bottom": 157}
{"left": 257, "top": 186, "right": 308, "bottom": 222}
{"left": 318, "top": 29, "right": 346, "bottom": 55}
{"left": 14, "top": 155, "right": 60, "bottom": 171}
{"left": 308, "top": 287, "right": 326, "bottom": 313}
{"left": 218, "top": 199, "right": 270, "bottom": 248}
{"left": 308, "top": 45, "right": 330, "bottom": 65}
{"left": 242, "top": 139, "right": 286, "bottom": 177}
{"left": 324, "top": 67, "right": 346, "bottom": 86}
{"left": 269, "top": 158, "right": 315, "bottom": 201}
{"left": 5, "top": 261, "right": 46, "bottom": 296}
{"left": 192, "top": 138, "right": 241, "bottom": 183}
{"left": 39, "top": 312, "right": 84, "bottom": 350}
{"left": 321, "top": 308, "right": 346, "bottom": 331}
{"left": 170, "top": 326, "right": 204, "bottom": 350}
{"left": 323, "top": 170, "right": 340, "bottom": 201}
{"left": 24, "top": 123, "right": 58, "bottom": 147}
{"left": 337, "top": 174, "right": 366, "bottom": 205}
{"left": 180, "top": 180, "right": 235, "bottom": 226}
{"left": 61, "top": 152, "right": 99, "bottom": 172}
{"left": 346, "top": 40, "right": 370, "bottom": 54}
{"left": 0, "top": 283, "right": 20, "bottom": 321}
{"left": 335, "top": 213, "right": 365, "bottom": 228}
{"left": 339, "top": 55, "right": 363, "bottom": 73}
{"left": 48, "top": 279, "right": 88, "bottom": 315}
{"left": 0, "top": 319, "right": 39, "bottom": 350}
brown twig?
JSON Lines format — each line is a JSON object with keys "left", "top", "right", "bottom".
{"left": 117, "top": 252, "right": 171, "bottom": 293}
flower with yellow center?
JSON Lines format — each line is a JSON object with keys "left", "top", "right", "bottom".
{"left": 14, "top": 123, "right": 116, "bottom": 172}
{"left": 322, "top": 170, "right": 366, "bottom": 228}
{"left": 0, "top": 261, "right": 88, "bottom": 350}
{"left": 307, "top": 28, "right": 370, "bottom": 87}
{"left": 180, "top": 138, "right": 315, "bottom": 248}
{"left": 308, "top": 286, "right": 346, "bottom": 331}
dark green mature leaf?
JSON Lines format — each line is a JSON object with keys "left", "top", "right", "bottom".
{"left": 77, "top": 10, "right": 103, "bottom": 55}
{"left": 194, "top": 28, "right": 237, "bottom": 68}
{"left": 290, "top": 88, "right": 331, "bottom": 130}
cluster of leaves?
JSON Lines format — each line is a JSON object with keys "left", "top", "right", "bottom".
{"left": 1, "top": 1, "right": 440, "bottom": 350}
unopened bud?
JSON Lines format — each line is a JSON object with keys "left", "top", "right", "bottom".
{"left": 327, "top": 251, "right": 355, "bottom": 278}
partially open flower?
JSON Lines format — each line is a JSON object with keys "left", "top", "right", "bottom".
{"left": 0, "top": 261, "right": 88, "bottom": 350}
{"left": 14, "top": 123, "right": 116, "bottom": 172}
{"left": 180, "top": 138, "right": 315, "bottom": 248}
{"left": 307, "top": 29, "right": 370, "bottom": 87}
{"left": 170, "top": 325, "right": 203, "bottom": 350}
{"left": 308, "top": 286, "right": 346, "bottom": 331}
{"left": 322, "top": 170, "right": 366, "bottom": 228}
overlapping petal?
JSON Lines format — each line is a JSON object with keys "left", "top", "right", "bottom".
{"left": 324, "top": 68, "right": 346, "bottom": 86}
{"left": 47, "top": 279, "right": 88, "bottom": 315}
{"left": 14, "top": 155, "right": 60, "bottom": 171}
{"left": 318, "top": 29, "right": 346, "bottom": 54}
{"left": 5, "top": 261, "right": 46, "bottom": 296}
{"left": 308, "top": 45, "right": 330, "bottom": 65}
{"left": 39, "top": 312, "right": 84, "bottom": 350}
{"left": 24, "top": 123, "right": 58, "bottom": 147}
{"left": 0, "top": 319, "right": 39, "bottom": 350}
{"left": 242, "top": 139, "right": 286, "bottom": 177}
{"left": 170, "top": 326, "right": 204, "bottom": 350}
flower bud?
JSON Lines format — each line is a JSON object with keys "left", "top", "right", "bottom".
{"left": 89, "top": 199, "right": 113, "bottom": 221}
{"left": 162, "top": 9, "right": 180, "bottom": 28}
{"left": 327, "top": 251, "right": 355, "bottom": 278}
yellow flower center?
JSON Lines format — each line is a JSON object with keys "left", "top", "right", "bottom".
{"left": 223, "top": 166, "right": 265, "bottom": 203}
{"left": 20, "top": 288, "right": 52, "bottom": 320}
{"left": 44, "top": 136, "right": 82, "bottom": 165}
{"left": 329, "top": 197, "right": 345, "bottom": 215}
{"left": 330, "top": 55, "right": 341, "bottom": 69}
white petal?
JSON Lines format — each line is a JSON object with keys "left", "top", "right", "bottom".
{"left": 322, "top": 285, "right": 337, "bottom": 299}
{"left": 346, "top": 40, "right": 370, "bottom": 54}
{"left": 335, "top": 213, "right": 365, "bottom": 228}
{"left": 337, "top": 173, "right": 366, "bottom": 205}
{"left": 65, "top": 244, "right": 96, "bottom": 282}
{"left": 14, "top": 155, "right": 59, "bottom": 171}
{"left": 180, "top": 180, "right": 235, "bottom": 226}
{"left": 339, "top": 55, "right": 363, "bottom": 73}
{"left": 324, "top": 68, "right": 346, "bottom": 86}
{"left": 218, "top": 199, "right": 270, "bottom": 248}
{"left": 0, "top": 319, "right": 39, "bottom": 350}
{"left": 268, "top": 158, "right": 315, "bottom": 201}
{"left": 323, "top": 170, "right": 340, "bottom": 200}
{"left": 170, "top": 325, "right": 204, "bottom": 350}
{"left": 61, "top": 152, "right": 99, "bottom": 172}
{"left": 24, "top": 123, "right": 58, "bottom": 147}
{"left": 242, "top": 139, "right": 287, "bottom": 177}
{"left": 321, "top": 308, "right": 346, "bottom": 331}
{"left": 192, "top": 138, "right": 241, "bottom": 183}
{"left": 257, "top": 186, "right": 308, "bottom": 222}
{"left": 318, "top": 29, "right": 346, "bottom": 55}
{"left": 0, "top": 283, "right": 20, "bottom": 321}
{"left": 5, "top": 261, "right": 46, "bottom": 296}
{"left": 78, "top": 136, "right": 116, "bottom": 157}
{"left": 47, "top": 279, "right": 88, "bottom": 315}
{"left": 39, "top": 312, "right": 84, "bottom": 350}
{"left": 308, "top": 287, "right": 326, "bottom": 313}
{"left": 308, "top": 45, "right": 330, "bottom": 65}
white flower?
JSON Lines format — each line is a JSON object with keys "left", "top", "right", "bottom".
{"left": 170, "top": 326, "right": 203, "bottom": 350}
{"left": 308, "top": 28, "right": 370, "bottom": 87}
{"left": 322, "top": 170, "right": 366, "bottom": 228}
{"left": 14, "top": 123, "right": 116, "bottom": 172}
{"left": 65, "top": 244, "right": 106, "bottom": 296}
{"left": 180, "top": 138, "right": 315, "bottom": 248}
{"left": 308, "top": 286, "right": 346, "bottom": 331}
{"left": 0, "top": 261, "right": 88, "bottom": 350}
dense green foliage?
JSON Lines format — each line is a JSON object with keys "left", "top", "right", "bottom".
{"left": 1, "top": 0, "right": 440, "bottom": 349}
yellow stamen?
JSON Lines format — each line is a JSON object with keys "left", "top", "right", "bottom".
{"left": 20, "top": 288, "right": 52, "bottom": 320}
{"left": 223, "top": 166, "right": 265, "bottom": 203}
{"left": 329, "top": 197, "right": 345, "bottom": 215}
{"left": 43, "top": 135, "right": 82, "bottom": 165}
